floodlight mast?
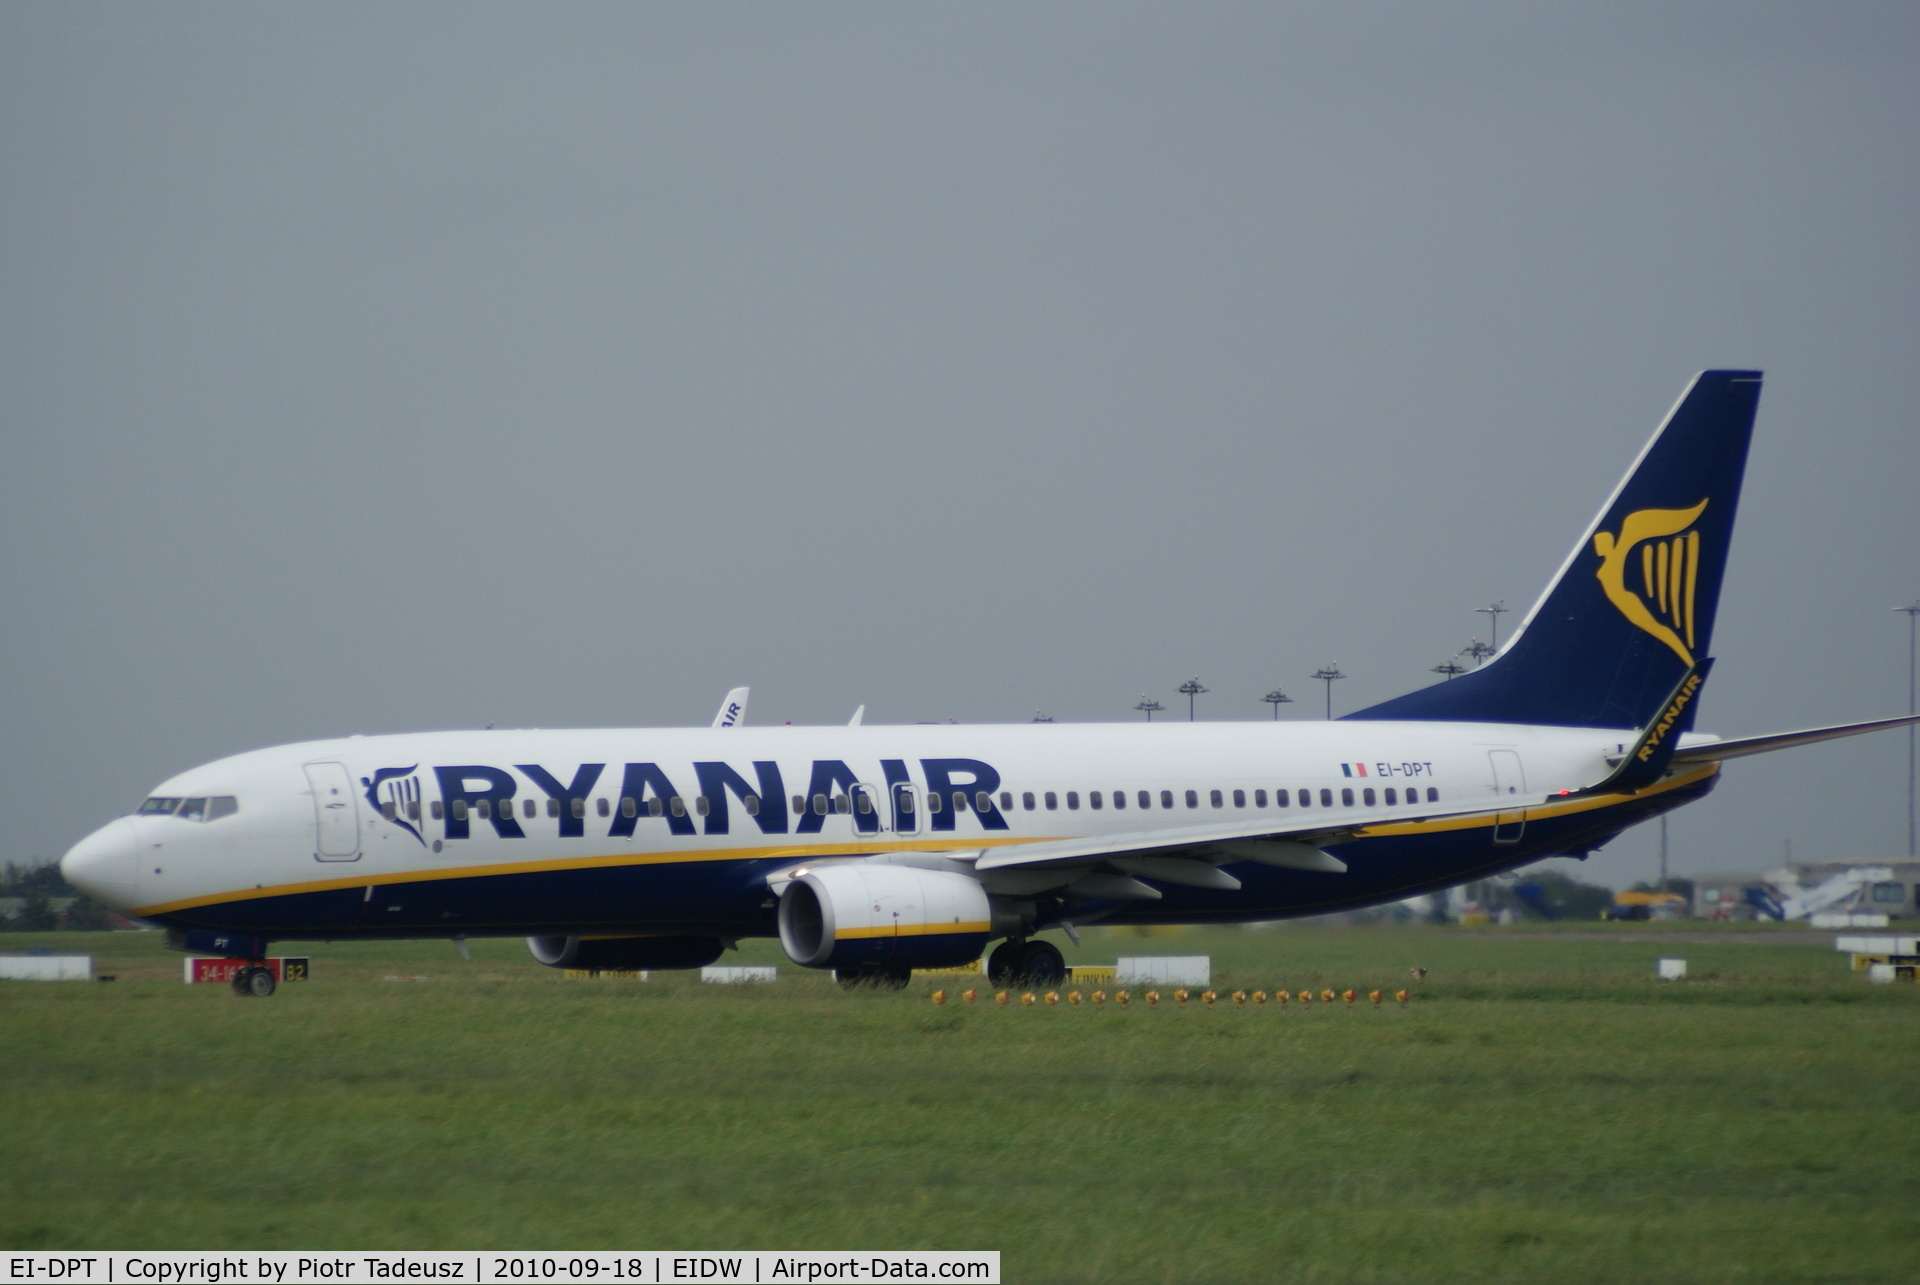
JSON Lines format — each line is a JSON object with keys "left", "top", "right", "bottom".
{"left": 1311, "top": 665, "right": 1345, "bottom": 720}
{"left": 1177, "top": 676, "right": 1208, "bottom": 722}
{"left": 1133, "top": 695, "right": 1164, "bottom": 722}
{"left": 1431, "top": 657, "right": 1466, "bottom": 681}
{"left": 1475, "top": 602, "right": 1508, "bottom": 655}
{"left": 1463, "top": 638, "right": 1495, "bottom": 667}
{"left": 1262, "top": 688, "right": 1293, "bottom": 719}
{"left": 1900, "top": 600, "right": 1920, "bottom": 857}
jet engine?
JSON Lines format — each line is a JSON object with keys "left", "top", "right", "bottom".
{"left": 777, "top": 862, "right": 995, "bottom": 971}
{"left": 525, "top": 934, "right": 726, "bottom": 971}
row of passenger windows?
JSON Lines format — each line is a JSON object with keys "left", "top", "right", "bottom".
{"left": 400, "top": 783, "right": 1441, "bottom": 823}
{"left": 138, "top": 796, "right": 240, "bottom": 822}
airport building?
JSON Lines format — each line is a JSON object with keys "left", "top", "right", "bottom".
{"left": 1692, "top": 859, "right": 1919, "bottom": 921}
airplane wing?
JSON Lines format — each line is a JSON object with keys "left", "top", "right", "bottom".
{"left": 1671, "top": 712, "right": 1920, "bottom": 764}
{"left": 712, "top": 687, "right": 749, "bottom": 729}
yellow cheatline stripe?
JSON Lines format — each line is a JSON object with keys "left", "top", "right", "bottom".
{"left": 127, "top": 834, "right": 1043, "bottom": 917}
{"left": 834, "top": 922, "right": 992, "bottom": 940}
{"left": 1350, "top": 763, "right": 1718, "bottom": 839}
{"left": 132, "top": 764, "right": 1721, "bottom": 918}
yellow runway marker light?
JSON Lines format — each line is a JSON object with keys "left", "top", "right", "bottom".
{"left": 1395, "top": 988, "right": 1410, "bottom": 1007}
{"left": 1368, "top": 989, "right": 1382, "bottom": 1008}
{"left": 1342, "top": 988, "right": 1355, "bottom": 1008}
{"left": 1321, "top": 989, "right": 1336, "bottom": 1005}
{"left": 1232, "top": 989, "right": 1247, "bottom": 1008}
{"left": 1202, "top": 989, "right": 1217, "bottom": 1008}
{"left": 1146, "top": 990, "right": 1160, "bottom": 1008}
{"left": 1091, "top": 989, "right": 1106, "bottom": 1009}
{"left": 930, "top": 989, "right": 947, "bottom": 1005}
{"left": 1116, "top": 989, "right": 1131, "bottom": 1008}
{"left": 1044, "top": 991, "right": 1059, "bottom": 1007}
{"left": 962, "top": 988, "right": 977, "bottom": 1004}
{"left": 1252, "top": 989, "right": 1267, "bottom": 1006}
{"left": 1067, "top": 990, "right": 1082, "bottom": 1008}
{"left": 1276, "top": 989, "right": 1288, "bottom": 1009}
{"left": 1021, "top": 992, "right": 1036, "bottom": 1007}
{"left": 1174, "top": 988, "right": 1190, "bottom": 1008}
{"left": 995, "top": 990, "right": 1010, "bottom": 1006}
{"left": 1299, "top": 990, "right": 1312, "bottom": 1008}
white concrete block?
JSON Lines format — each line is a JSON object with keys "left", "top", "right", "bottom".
{"left": 1657, "top": 957, "right": 1687, "bottom": 980}
{"left": 699, "top": 965, "right": 778, "bottom": 984}
{"left": 0, "top": 954, "right": 93, "bottom": 981}
{"left": 1114, "top": 956, "right": 1211, "bottom": 987}
{"left": 1866, "top": 963, "right": 1897, "bottom": 984}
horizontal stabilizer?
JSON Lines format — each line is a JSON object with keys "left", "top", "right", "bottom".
{"left": 1671, "top": 712, "right": 1920, "bottom": 764}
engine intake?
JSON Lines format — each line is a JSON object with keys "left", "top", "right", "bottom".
{"left": 525, "top": 935, "right": 726, "bottom": 971}
{"left": 777, "top": 863, "right": 993, "bottom": 971}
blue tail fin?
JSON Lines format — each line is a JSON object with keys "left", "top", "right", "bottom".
{"left": 1348, "top": 370, "right": 1762, "bottom": 730}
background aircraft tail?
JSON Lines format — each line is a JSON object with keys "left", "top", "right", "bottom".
{"left": 1348, "top": 370, "right": 1762, "bottom": 730}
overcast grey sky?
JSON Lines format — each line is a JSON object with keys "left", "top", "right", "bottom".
{"left": 4, "top": 3, "right": 1916, "bottom": 890}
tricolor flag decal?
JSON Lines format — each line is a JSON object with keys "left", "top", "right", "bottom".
{"left": 1338, "top": 763, "right": 1369, "bottom": 778}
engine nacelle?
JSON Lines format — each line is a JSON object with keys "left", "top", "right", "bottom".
{"left": 525, "top": 935, "right": 727, "bottom": 971}
{"left": 778, "top": 863, "right": 993, "bottom": 971}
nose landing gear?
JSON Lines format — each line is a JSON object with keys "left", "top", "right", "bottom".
{"left": 230, "top": 965, "right": 277, "bottom": 998}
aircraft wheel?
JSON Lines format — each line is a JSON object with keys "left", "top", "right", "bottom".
{"left": 231, "top": 968, "right": 253, "bottom": 997}
{"left": 986, "top": 940, "right": 1024, "bottom": 986}
{"left": 246, "top": 967, "right": 277, "bottom": 998}
{"left": 1017, "top": 940, "right": 1067, "bottom": 986}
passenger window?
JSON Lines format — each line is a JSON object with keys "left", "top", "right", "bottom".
{"left": 672, "top": 797, "right": 688, "bottom": 818}
{"left": 1112, "top": 790, "right": 1125, "bottom": 810}
{"left": 813, "top": 794, "right": 828, "bottom": 816}
{"left": 1275, "top": 789, "right": 1288, "bottom": 808}
{"left": 1044, "top": 792, "right": 1058, "bottom": 810}
{"left": 1138, "top": 790, "right": 1151, "bottom": 809}
{"left": 1341, "top": 788, "right": 1354, "bottom": 807}
{"left": 547, "top": 798, "right": 561, "bottom": 818}
{"left": 621, "top": 797, "right": 637, "bottom": 818}
{"left": 596, "top": 798, "right": 610, "bottom": 817}
{"left": 1363, "top": 788, "right": 1376, "bottom": 806}
{"left": 432, "top": 800, "right": 445, "bottom": 820}
{"left": 697, "top": 796, "right": 712, "bottom": 817}
{"left": 524, "top": 798, "right": 537, "bottom": 819}
{"left": 382, "top": 801, "right": 397, "bottom": 821}
{"left": 645, "top": 797, "right": 662, "bottom": 817}
{"left": 208, "top": 796, "right": 239, "bottom": 821}
{"left": 572, "top": 798, "right": 585, "bottom": 819}
{"left": 1089, "top": 791, "right": 1103, "bottom": 810}
{"left": 1427, "top": 787, "right": 1440, "bottom": 802}
{"left": 408, "top": 799, "right": 421, "bottom": 821}
{"left": 1319, "top": 789, "right": 1332, "bottom": 807}
{"left": 1233, "top": 789, "right": 1246, "bottom": 808}
{"left": 976, "top": 791, "right": 993, "bottom": 813}
{"left": 475, "top": 799, "right": 491, "bottom": 820}
{"left": 1023, "top": 792, "right": 1036, "bottom": 810}
{"left": 452, "top": 800, "right": 468, "bottom": 821}
{"left": 897, "top": 792, "right": 914, "bottom": 814}
{"left": 1185, "top": 790, "right": 1199, "bottom": 809}
{"left": 744, "top": 794, "right": 761, "bottom": 816}
{"left": 833, "top": 794, "right": 850, "bottom": 815}
{"left": 1384, "top": 788, "right": 1397, "bottom": 805}
{"left": 792, "top": 795, "right": 806, "bottom": 815}
{"left": 1254, "top": 790, "right": 1267, "bottom": 807}
{"left": 852, "top": 792, "right": 868, "bottom": 815}
{"left": 1210, "top": 789, "right": 1223, "bottom": 808}
{"left": 1160, "top": 790, "right": 1174, "bottom": 809}
{"left": 953, "top": 792, "right": 969, "bottom": 812}
{"left": 1066, "top": 791, "right": 1080, "bottom": 810}
{"left": 929, "top": 792, "right": 943, "bottom": 813}
{"left": 1000, "top": 791, "right": 1013, "bottom": 811}
{"left": 178, "top": 797, "right": 209, "bottom": 822}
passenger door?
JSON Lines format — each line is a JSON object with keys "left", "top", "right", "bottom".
{"left": 1487, "top": 750, "right": 1526, "bottom": 844}
{"left": 305, "top": 761, "right": 362, "bottom": 860}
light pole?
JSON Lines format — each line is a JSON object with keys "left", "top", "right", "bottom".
{"left": 1134, "top": 696, "right": 1164, "bottom": 722}
{"left": 1475, "top": 602, "right": 1508, "bottom": 656}
{"left": 1431, "top": 657, "right": 1466, "bottom": 681}
{"left": 1262, "top": 688, "right": 1293, "bottom": 719}
{"left": 1659, "top": 815, "right": 1668, "bottom": 888}
{"left": 1177, "top": 677, "right": 1208, "bottom": 722}
{"left": 1311, "top": 665, "right": 1345, "bottom": 720}
{"left": 1900, "top": 600, "right": 1920, "bottom": 857}
{"left": 1463, "top": 638, "right": 1495, "bottom": 668}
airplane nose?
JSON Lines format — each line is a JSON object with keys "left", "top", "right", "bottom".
{"left": 62, "top": 818, "right": 139, "bottom": 907}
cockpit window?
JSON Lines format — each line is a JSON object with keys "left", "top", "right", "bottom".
{"left": 156, "top": 795, "right": 239, "bottom": 823}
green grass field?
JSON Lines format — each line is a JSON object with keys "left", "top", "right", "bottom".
{"left": 3, "top": 923, "right": 1915, "bottom": 1283}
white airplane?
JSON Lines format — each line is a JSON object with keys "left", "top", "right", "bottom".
{"left": 61, "top": 371, "right": 1920, "bottom": 996}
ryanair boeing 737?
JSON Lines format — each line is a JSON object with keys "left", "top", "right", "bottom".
{"left": 60, "top": 371, "right": 1920, "bottom": 995}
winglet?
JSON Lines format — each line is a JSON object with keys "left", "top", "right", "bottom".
{"left": 1575, "top": 658, "right": 1713, "bottom": 795}
{"left": 848, "top": 705, "right": 866, "bottom": 727}
{"left": 712, "top": 687, "right": 749, "bottom": 729}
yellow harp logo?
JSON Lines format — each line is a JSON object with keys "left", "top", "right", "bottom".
{"left": 1592, "top": 499, "right": 1709, "bottom": 667}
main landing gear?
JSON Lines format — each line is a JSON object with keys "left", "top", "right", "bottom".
{"left": 836, "top": 964, "right": 914, "bottom": 990}
{"left": 230, "top": 965, "right": 276, "bottom": 998}
{"left": 987, "top": 939, "right": 1067, "bottom": 988}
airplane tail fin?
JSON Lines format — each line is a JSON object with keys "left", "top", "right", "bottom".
{"left": 1348, "top": 370, "right": 1762, "bottom": 730}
